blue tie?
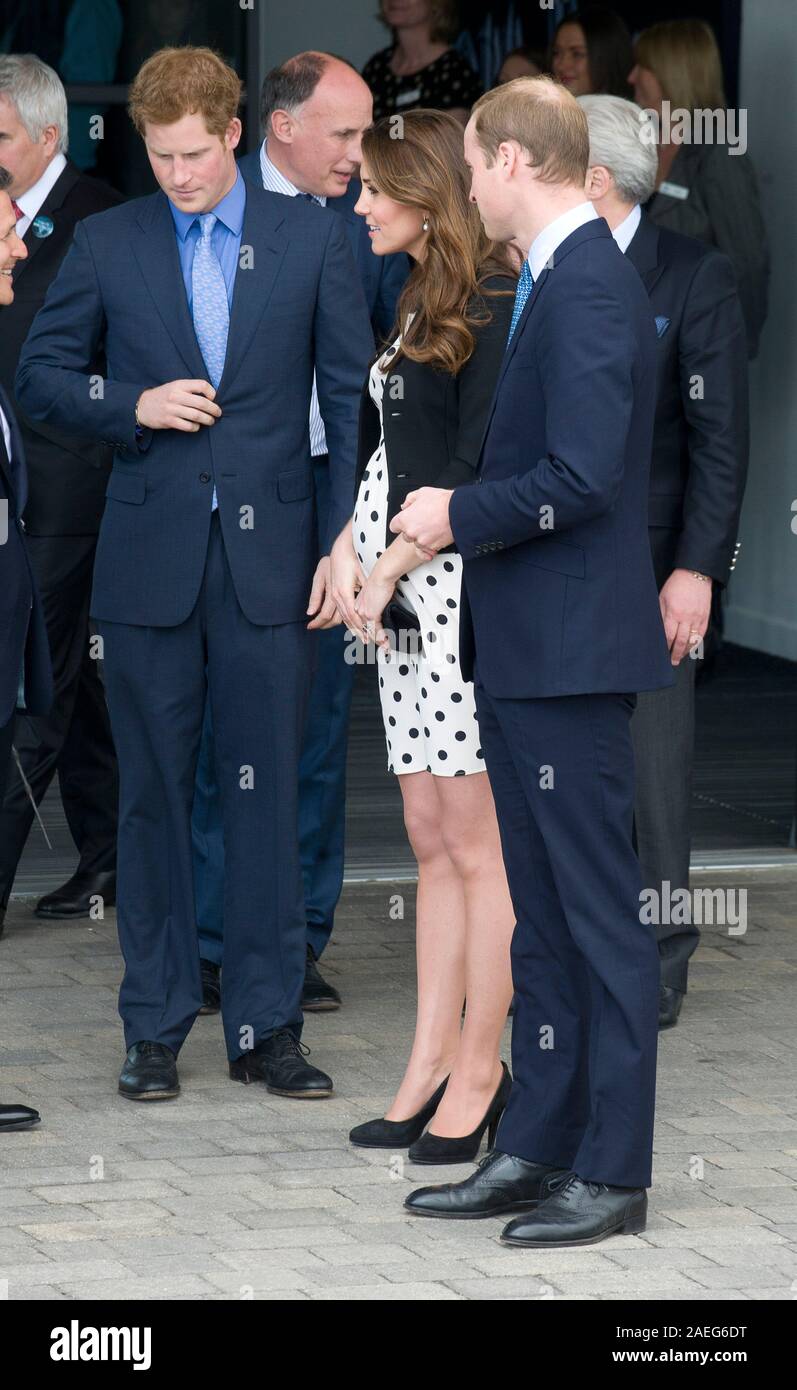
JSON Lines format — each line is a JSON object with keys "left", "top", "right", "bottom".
{"left": 508, "top": 259, "right": 534, "bottom": 343}
{"left": 192, "top": 213, "right": 229, "bottom": 510}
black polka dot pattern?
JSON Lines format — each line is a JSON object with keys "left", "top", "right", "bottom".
{"left": 352, "top": 326, "right": 485, "bottom": 779}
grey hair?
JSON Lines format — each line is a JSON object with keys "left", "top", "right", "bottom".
{"left": 578, "top": 94, "right": 658, "bottom": 205}
{"left": 260, "top": 50, "right": 359, "bottom": 134}
{"left": 0, "top": 54, "right": 69, "bottom": 154}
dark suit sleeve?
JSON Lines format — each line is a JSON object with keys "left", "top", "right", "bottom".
{"left": 313, "top": 214, "right": 375, "bottom": 552}
{"left": 372, "top": 251, "right": 408, "bottom": 345}
{"left": 435, "top": 291, "right": 513, "bottom": 490}
{"left": 15, "top": 221, "right": 144, "bottom": 451}
{"left": 701, "top": 149, "right": 769, "bottom": 358}
{"left": 674, "top": 251, "right": 749, "bottom": 586}
{"left": 451, "top": 273, "right": 637, "bottom": 557}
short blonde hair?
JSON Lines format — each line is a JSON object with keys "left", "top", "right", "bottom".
{"left": 471, "top": 76, "right": 590, "bottom": 186}
{"left": 634, "top": 20, "right": 727, "bottom": 112}
{"left": 128, "top": 46, "right": 242, "bottom": 139}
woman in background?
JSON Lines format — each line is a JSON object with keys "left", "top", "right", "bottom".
{"left": 363, "top": 0, "right": 482, "bottom": 124}
{"left": 630, "top": 18, "right": 768, "bottom": 358}
{"left": 329, "top": 111, "right": 516, "bottom": 1165}
{"left": 550, "top": 4, "right": 633, "bottom": 99}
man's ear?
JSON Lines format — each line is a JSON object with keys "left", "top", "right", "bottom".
{"left": 269, "top": 108, "right": 294, "bottom": 145}
{"left": 585, "top": 163, "right": 611, "bottom": 199}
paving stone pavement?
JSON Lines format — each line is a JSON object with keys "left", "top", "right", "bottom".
{"left": 0, "top": 868, "right": 795, "bottom": 1302}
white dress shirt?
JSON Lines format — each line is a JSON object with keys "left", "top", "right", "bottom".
{"left": 0, "top": 402, "right": 11, "bottom": 465}
{"left": 527, "top": 200, "right": 599, "bottom": 281}
{"left": 258, "top": 140, "right": 328, "bottom": 458}
{"left": 611, "top": 203, "right": 641, "bottom": 254}
{"left": 14, "top": 152, "right": 67, "bottom": 238}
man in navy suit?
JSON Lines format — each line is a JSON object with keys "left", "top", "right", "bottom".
{"left": 392, "top": 78, "right": 674, "bottom": 1247}
{"left": 0, "top": 168, "right": 51, "bottom": 1132}
{"left": 191, "top": 52, "right": 407, "bottom": 1017}
{"left": 16, "top": 47, "right": 374, "bottom": 1103}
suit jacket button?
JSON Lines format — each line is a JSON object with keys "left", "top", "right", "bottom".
{"left": 199, "top": 472, "right": 211, "bottom": 483}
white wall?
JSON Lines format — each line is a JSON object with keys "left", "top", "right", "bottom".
{"left": 724, "top": 0, "right": 797, "bottom": 659}
{"left": 261, "top": 0, "right": 385, "bottom": 71}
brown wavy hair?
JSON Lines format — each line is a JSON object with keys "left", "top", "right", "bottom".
{"left": 361, "top": 110, "right": 516, "bottom": 375}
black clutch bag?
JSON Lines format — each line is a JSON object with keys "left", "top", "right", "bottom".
{"left": 381, "top": 597, "right": 423, "bottom": 656}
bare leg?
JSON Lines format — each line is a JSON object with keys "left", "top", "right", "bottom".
{"left": 427, "top": 770, "right": 515, "bottom": 1137}
{"left": 385, "top": 771, "right": 466, "bottom": 1121}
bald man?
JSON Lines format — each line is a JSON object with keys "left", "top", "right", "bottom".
{"left": 192, "top": 54, "right": 407, "bottom": 1014}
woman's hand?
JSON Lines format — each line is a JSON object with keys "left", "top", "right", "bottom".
{"left": 353, "top": 570, "right": 396, "bottom": 652}
{"left": 329, "top": 523, "right": 366, "bottom": 631}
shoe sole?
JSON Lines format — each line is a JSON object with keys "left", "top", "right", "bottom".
{"left": 118, "top": 1087, "right": 180, "bottom": 1101}
{"left": 406, "top": 1199, "right": 543, "bottom": 1220}
{"left": 198, "top": 1004, "right": 220, "bottom": 1016}
{"left": 265, "top": 1085, "right": 333, "bottom": 1099}
{"left": 500, "top": 1216, "right": 647, "bottom": 1247}
{"left": 0, "top": 1117, "right": 41, "bottom": 1132}
{"left": 301, "top": 999, "right": 341, "bottom": 1012}
{"left": 350, "top": 1137, "right": 415, "bottom": 1150}
{"left": 407, "top": 1152, "right": 481, "bottom": 1166}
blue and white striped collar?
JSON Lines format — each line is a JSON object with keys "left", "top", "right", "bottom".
{"left": 258, "top": 139, "right": 327, "bottom": 207}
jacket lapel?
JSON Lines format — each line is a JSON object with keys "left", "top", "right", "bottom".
{"left": 216, "top": 190, "right": 289, "bottom": 392}
{"left": 625, "top": 212, "right": 665, "bottom": 297}
{"left": 130, "top": 192, "right": 209, "bottom": 381}
{"left": 12, "top": 160, "right": 81, "bottom": 284}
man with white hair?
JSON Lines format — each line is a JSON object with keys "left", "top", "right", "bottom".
{"left": 0, "top": 55, "right": 122, "bottom": 934}
{"left": 580, "top": 94, "right": 749, "bottom": 1029}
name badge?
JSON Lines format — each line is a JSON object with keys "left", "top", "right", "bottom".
{"left": 659, "top": 181, "right": 689, "bottom": 201}
{"left": 32, "top": 214, "right": 55, "bottom": 237}
{"left": 395, "top": 88, "right": 422, "bottom": 108}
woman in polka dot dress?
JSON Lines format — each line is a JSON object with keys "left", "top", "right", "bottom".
{"left": 329, "top": 113, "right": 519, "bottom": 1163}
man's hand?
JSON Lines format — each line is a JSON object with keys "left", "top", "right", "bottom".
{"left": 136, "top": 380, "right": 222, "bottom": 432}
{"left": 307, "top": 556, "right": 341, "bottom": 630}
{"left": 389, "top": 487, "right": 454, "bottom": 556}
{"left": 660, "top": 568, "right": 713, "bottom": 665}
{"left": 328, "top": 525, "right": 366, "bottom": 632}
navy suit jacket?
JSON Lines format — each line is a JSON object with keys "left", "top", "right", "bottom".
{"left": 237, "top": 150, "right": 408, "bottom": 344}
{"left": 0, "top": 384, "right": 53, "bottom": 725}
{"left": 16, "top": 184, "right": 374, "bottom": 628}
{"left": 450, "top": 217, "right": 675, "bottom": 700}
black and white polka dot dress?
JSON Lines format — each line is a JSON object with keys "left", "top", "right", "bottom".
{"left": 353, "top": 336, "right": 484, "bottom": 778}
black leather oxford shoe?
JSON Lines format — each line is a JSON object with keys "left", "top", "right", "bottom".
{"left": 0, "top": 1103, "right": 41, "bottom": 1132}
{"left": 118, "top": 1042, "right": 179, "bottom": 1101}
{"left": 302, "top": 945, "right": 341, "bottom": 1012}
{"left": 199, "top": 958, "right": 221, "bottom": 1015}
{"left": 659, "top": 984, "right": 684, "bottom": 1030}
{"left": 501, "top": 1173, "right": 647, "bottom": 1247}
{"left": 229, "top": 1029, "right": 333, "bottom": 1098}
{"left": 35, "top": 869, "right": 117, "bottom": 920}
{"left": 404, "top": 1150, "right": 570, "bottom": 1219}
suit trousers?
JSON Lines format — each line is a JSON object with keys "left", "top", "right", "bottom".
{"left": 631, "top": 654, "right": 698, "bottom": 992}
{"left": 194, "top": 454, "right": 355, "bottom": 963}
{"left": 474, "top": 676, "right": 660, "bottom": 1189}
{"left": 97, "top": 513, "right": 314, "bottom": 1060}
{"left": 0, "top": 534, "right": 117, "bottom": 906}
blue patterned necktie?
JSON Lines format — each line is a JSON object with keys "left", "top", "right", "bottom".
{"left": 191, "top": 213, "right": 229, "bottom": 510}
{"left": 507, "top": 259, "right": 534, "bottom": 343}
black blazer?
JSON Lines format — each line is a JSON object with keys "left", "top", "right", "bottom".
{"left": 355, "top": 274, "right": 516, "bottom": 550}
{"left": 625, "top": 213, "right": 749, "bottom": 590}
{"left": 646, "top": 143, "right": 769, "bottom": 360}
{"left": 0, "top": 384, "right": 53, "bottom": 727}
{"left": 0, "top": 160, "right": 123, "bottom": 536}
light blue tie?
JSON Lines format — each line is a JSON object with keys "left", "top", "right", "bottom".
{"left": 192, "top": 213, "right": 229, "bottom": 510}
{"left": 508, "top": 259, "right": 534, "bottom": 343}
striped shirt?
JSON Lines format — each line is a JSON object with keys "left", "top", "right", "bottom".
{"left": 258, "top": 140, "right": 328, "bottom": 458}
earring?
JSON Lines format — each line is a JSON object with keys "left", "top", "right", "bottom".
{"left": 422, "top": 217, "right": 430, "bottom": 232}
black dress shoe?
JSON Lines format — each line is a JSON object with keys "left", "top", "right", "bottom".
{"left": 405, "top": 1149, "right": 570, "bottom": 1219}
{"left": 659, "top": 984, "right": 684, "bottom": 1030}
{"left": 501, "top": 1173, "right": 647, "bottom": 1247}
{"left": 350, "top": 1075, "right": 449, "bottom": 1149}
{"left": 302, "top": 945, "right": 341, "bottom": 1012}
{"left": 229, "top": 1029, "right": 333, "bottom": 1098}
{"left": 0, "top": 1103, "right": 41, "bottom": 1131}
{"left": 35, "top": 869, "right": 117, "bottom": 920}
{"left": 118, "top": 1042, "right": 179, "bottom": 1101}
{"left": 408, "top": 1062, "right": 512, "bottom": 1165}
{"left": 199, "top": 958, "right": 221, "bottom": 1015}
